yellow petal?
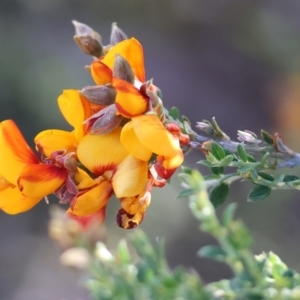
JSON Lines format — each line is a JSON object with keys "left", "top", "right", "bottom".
{"left": 132, "top": 115, "right": 181, "bottom": 157}
{"left": 18, "top": 164, "right": 68, "bottom": 198}
{"left": 0, "top": 175, "right": 14, "bottom": 191}
{"left": 0, "top": 186, "right": 41, "bottom": 214}
{"left": 71, "top": 178, "right": 112, "bottom": 216}
{"left": 116, "top": 208, "right": 144, "bottom": 229}
{"left": 162, "top": 151, "right": 184, "bottom": 170}
{"left": 112, "top": 155, "right": 148, "bottom": 198}
{"left": 120, "top": 121, "right": 152, "bottom": 161}
{"left": 58, "top": 90, "right": 91, "bottom": 140}
{"left": 34, "top": 130, "right": 78, "bottom": 158}
{"left": 120, "top": 190, "right": 151, "bottom": 215}
{"left": 75, "top": 168, "right": 97, "bottom": 190}
{"left": 113, "top": 78, "right": 148, "bottom": 117}
{"left": 77, "top": 127, "right": 128, "bottom": 176}
{"left": 102, "top": 38, "right": 145, "bottom": 82}
{"left": 66, "top": 207, "right": 106, "bottom": 228}
{"left": 91, "top": 60, "right": 113, "bottom": 85}
{"left": 0, "top": 120, "right": 38, "bottom": 186}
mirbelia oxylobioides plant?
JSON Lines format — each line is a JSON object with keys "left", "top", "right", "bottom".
{"left": 2, "top": 20, "right": 300, "bottom": 299}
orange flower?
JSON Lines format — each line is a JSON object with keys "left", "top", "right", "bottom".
{"left": 121, "top": 115, "right": 184, "bottom": 179}
{"left": 91, "top": 38, "right": 149, "bottom": 118}
{"left": 34, "top": 88, "right": 101, "bottom": 159}
{"left": 70, "top": 127, "right": 149, "bottom": 223}
{"left": 57, "top": 90, "right": 92, "bottom": 140}
{"left": 0, "top": 120, "right": 69, "bottom": 214}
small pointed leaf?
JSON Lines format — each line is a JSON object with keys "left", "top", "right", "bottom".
{"left": 178, "top": 173, "right": 192, "bottom": 186}
{"left": 247, "top": 154, "right": 256, "bottom": 163}
{"left": 261, "top": 129, "right": 274, "bottom": 145}
{"left": 211, "top": 142, "right": 225, "bottom": 160}
{"left": 221, "top": 203, "right": 237, "bottom": 226}
{"left": 257, "top": 171, "right": 274, "bottom": 182}
{"left": 180, "top": 166, "right": 192, "bottom": 175}
{"left": 210, "top": 166, "right": 224, "bottom": 175}
{"left": 168, "top": 106, "right": 179, "bottom": 120}
{"left": 209, "top": 183, "right": 229, "bottom": 208}
{"left": 248, "top": 185, "right": 271, "bottom": 202}
{"left": 198, "top": 245, "right": 226, "bottom": 261}
{"left": 237, "top": 144, "right": 248, "bottom": 162}
{"left": 219, "top": 155, "right": 234, "bottom": 166}
{"left": 176, "top": 188, "right": 194, "bottom": 199}
{"left": 282, "top": 175, "right": 300, "bottom": 182}
{"left": 197, "top": 160, "right": 214, "bottom": 167}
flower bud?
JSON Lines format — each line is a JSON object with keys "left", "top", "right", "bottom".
{"left": 110, "top": 22, "right": 127, "bottom": 46}
{"left": 60, "top": 247, "right": 91, "bottom": 269}
{"left": 74, "top": 35, "right": 103, "bottom": 57}
{"left": 72, "top": 20, "right": 103, "bottom": 57}
{"left": 72, "top": 20, "right": 101, "bottom": 40}
{"left": 200, "top": 141, "right": 212, "bottom": 155}
{"left": 113, "top": 54, "right": 135, "bottom": 83}
{"left": 237, "top": 130, "right": 258, "bottom": 143}
{"left": 86, "top": 104, "right": 123, "bottom": 135}
{"left": 95, "top": 242, "right": 115, "bottom": 262}
{"left": 80, "top": 85, "right": 116, "bottom": 106}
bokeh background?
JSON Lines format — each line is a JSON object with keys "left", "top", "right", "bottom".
{"left": 1, "top": 0, "right": 300, "bottom": 299}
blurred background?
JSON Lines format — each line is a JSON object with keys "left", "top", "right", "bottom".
{"left": 1, "top": 0, "right": 300, "bottom": 299}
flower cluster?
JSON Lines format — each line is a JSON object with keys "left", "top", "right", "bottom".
{"left": 0, "top": 22, "right": 189, "bottom": 229}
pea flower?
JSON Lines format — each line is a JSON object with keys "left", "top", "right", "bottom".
{"left": 0, "top": 120, "right": 69, "bottom": 213}
{"left": 0, "top": 21, "right": 190, "bottom": 230}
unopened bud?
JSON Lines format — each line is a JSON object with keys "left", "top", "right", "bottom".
{"left": 72, "top": 20, "right": 103, "bottom": 57}
{"left": 201, "top": 141, "right": 212, "bottom": 155}
{"left": 113, "top": 54, "right": 135, "bottom": 83}
{"left": 60, "top": 247, "right": 91, "bottom": 269}
{"left": 274, "top": 133, "right": 294, "bottom": 155}
{"left": 110, "top": 22, "right": 128, "bottom": 46}
{"left": 74, "top": 35, "right": 103, "bottom": 57}
{"left": 63, "top": 155, "right": 78, "bottom": 172}
{"left": 86, "top": 104, "right": 123, "bottom": 135}
{"left": 95, "top": 242, "right": 115, "bottom": 262}
{"left": 80, "top": 85, "right": 116, "bottom": 106}
{"left": 72, "top": 20, "right": 101, "bottom": 41}
{"left": 237, "top": 130, "right": 259, "bottom": 144}
{"left": 196, "top": 121, "right": 211, "bottom": 131}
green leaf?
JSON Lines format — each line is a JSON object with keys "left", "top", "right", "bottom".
{"left": 248, "top": 185, "right": 271, "bottom": 202}
{"left": 181, "top": 166, "right": 193, "bottom": 175}
{"left": 219, "top": 155, "right": 234, "bottom": 166}
{"left": 177, "top": 188, "right": 194, "bottom": 199}
{"left": 249, "top": 169, "right": 258, "bottom": 180}
{"left": 282, "top": 175, "right": 300, "bottom": 182}
{"left": 204, "top": 174, "right": 221, "bottom": 180}
{"left": 238, "top": 163, "right": 259, "bottom": 174}
{"left": 237, "top": 144, "right": 248, "bottom": 162}
{"left": 209, "top": 183, "right": 230, "bottom": 208}
{"left": 211, "top": 142, "right": 225, "bottom": 160}
{"left": 257, "top": 171, "right": 274, "bottom": 182}
{"left": 116, "top": 239, "right": 131, "bottom": 264}
{"left": 261, "top": 129, "right": 274, "bottom": 145}
{"left": 198, "top": 245, "right": 226, "bottom": 261}
{"left": 221, "top": 203, "right": 237, "bottom": 227}
{"left": 260, "top": 152, "right": 270, "bottom": 167}
{"left": 178, "top": 173, "right": 192, "bottom": 185}
{"left": 210, "top": 166, "right": 224, "bottom": 175}
{"left": 197, "top": 160, "right": 214, "bottom": 167}
{"left": 246, "top": 154, "right": 256, "bottom": 163}
{"left": 168, "top": 106, "right": 179, "bottom": 120}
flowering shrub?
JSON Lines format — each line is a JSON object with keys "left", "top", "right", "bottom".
{"left": 2, "top": 20, "right": 300, "bottom": 299}
{"left": 0, "top": 21, "right": 189, "bottom": 229}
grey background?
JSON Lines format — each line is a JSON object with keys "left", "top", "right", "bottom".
{"left": 1, "top": 0, "right": 300, "bottom": 299}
